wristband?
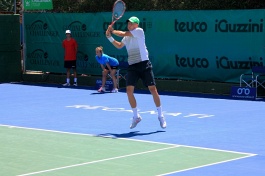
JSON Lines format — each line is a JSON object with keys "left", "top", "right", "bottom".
{"left": 107, "top": 36, "right": 115, "bottom": 43}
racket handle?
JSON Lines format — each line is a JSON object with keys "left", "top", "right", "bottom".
{"left": 110, "top": 21, "right": 115, "bottom": 26}
{"left": 106, "top": 24, "right": 114, "bottom": 35}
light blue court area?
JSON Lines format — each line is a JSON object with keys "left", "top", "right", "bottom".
{"left": 0, "top": 83, "right": 265, "bottom": 176}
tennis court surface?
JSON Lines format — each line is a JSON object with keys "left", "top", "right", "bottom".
{"left": 1, "top": 83, "right": 265, "bottom": 176}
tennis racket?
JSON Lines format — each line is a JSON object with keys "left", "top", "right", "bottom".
{"left": 111, "top": 0, "right": 126, "bottom": 26}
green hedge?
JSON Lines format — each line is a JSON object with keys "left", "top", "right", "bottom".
{"left": 10, "top": 0, "right": 265, "bottom": 13}
{"left": 49, "top": 0, "right": 265, "bottom": 13}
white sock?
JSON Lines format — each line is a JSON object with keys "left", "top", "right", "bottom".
{"left": 157, "top": 106, "right": 162, "bottom": 117}
{"left": 132, "top": 107, "right": 138, "bottom": 118}
{"left": 74, "top": 78, "right": 77, "bottom": 83}
{"left": 66, "top": 78, "right": 70, "bottom": 83}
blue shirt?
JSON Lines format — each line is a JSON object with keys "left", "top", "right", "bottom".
{"left": 95, "top": 54, "right": 119, "bottom": 66}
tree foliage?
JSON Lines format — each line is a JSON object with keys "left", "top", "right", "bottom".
{"left": 0, "top": 0, "right": 14, "bottom": 12}
{"left": 49, "top": 0, "right": 265, "bottom": 13}
{"left": 2, "top": 0, "right": 265, "bottom": 13}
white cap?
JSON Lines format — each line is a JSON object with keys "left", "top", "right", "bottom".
{"left": 65, "top": 30, "right": 71, "bottom": 34}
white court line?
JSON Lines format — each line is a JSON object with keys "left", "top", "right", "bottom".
{"left": 17, "top": 146, "right": 179, "bottom": 176}
{"left": 0, "top": 124, "right": 176, "bottom": 146}
{"left": 0, "top": 124, "right": 258, "bottom": 175}
{"left": 0, "top": 124, "right": 256, "bottom": 155}
{"left": 157, "top": 154, "right": 256, "bottom": 176}
{"left": 0, "top": 124, "right": 257, "bottom": 155}
{"left": 178, "top": 144, "right": 256, "bottom": 156}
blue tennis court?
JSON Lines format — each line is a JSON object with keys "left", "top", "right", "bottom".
{"left": 0, "top": 83, "right": 265, "bottom": 176}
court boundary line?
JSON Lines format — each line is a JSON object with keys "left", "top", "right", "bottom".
{"left": 158, "top": 154, "right": 256, "bottom": 176}
{"left": 0, "top": 124, "right": 176, "bottom": 146}
{"left": 0, "top": 124, "right": 257, "bottom": 175}
{"left": 0, "top": 124, "right": 256, "bottom": 156}
{"left": 178, "top": 145, "right": 256, "bottom": 155}
{"left": 17, "top": 146, "right": 179, "bottom": 176}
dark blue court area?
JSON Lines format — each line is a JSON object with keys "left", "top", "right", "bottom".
{"left": 0, "top": 83, "right": 265, "bottom": 176}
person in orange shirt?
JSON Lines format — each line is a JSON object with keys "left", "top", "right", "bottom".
{"left": 62, "top": 30, "right": 78, "bottom": 86}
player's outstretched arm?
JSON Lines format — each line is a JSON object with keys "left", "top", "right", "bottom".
{"left": 109, "top": 37, "right": 124, "bottom": 49}
{"left": 107, "top": 25, "right": 132, "bottom": 37}
{"left": 106, "top": 28, "right": 124, "bottom": 49}
{"left": 112, "top": 30, "right": 132, "bottom": 37}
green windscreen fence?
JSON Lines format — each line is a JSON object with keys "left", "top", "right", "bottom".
{"left": 0, "top": 15, "right": 21, "bottom": 82}
{"left": 24, "top": 10, "right": 265, "bottom": 83}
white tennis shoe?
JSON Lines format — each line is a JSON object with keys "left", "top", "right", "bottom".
{"left": 130, "top": 116, "right": 142, "bottom": 129}
{"left": 111, "top": 88, "right": 118, "bottom": 93}
{"left": 158, "top": 115, "right": 167, "bottom": 129}
{"left": 98, "top": 87, "right": 106, "bottom": 92}
{"left": 62, "top": 83, "right": 70, "bottom": 86}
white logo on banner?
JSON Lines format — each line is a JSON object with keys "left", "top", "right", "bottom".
{"left": 66, "top": 105, "right": 214, "bottom": 119}
{"left": 237, "top": 88, "right": 250, "bottom": 95}
{"left": 25, "top": 0, "right": 30, "bottom": 6}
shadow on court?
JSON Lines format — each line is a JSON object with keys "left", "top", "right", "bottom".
{"left": 97, "top": 130, "right": 166, "bottom": 138}
{"left": 90, "top": 92, "right": 113, "bottom": 95}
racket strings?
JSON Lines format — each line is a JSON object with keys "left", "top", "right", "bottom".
{"left": 113, "top": 2, "right": 125, "bottom": 19}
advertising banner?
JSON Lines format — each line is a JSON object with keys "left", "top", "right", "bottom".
{"left": 24, "top": 10, "right": 265, "bottom": 82}
{"left": 96, "top": 79, "right": 113, "bottom": 91}
{"left": 24, "top": 0, "right": 53, "bottom": 10}
{"left": 230, "top": 86, "right": 256, "bottom": 100}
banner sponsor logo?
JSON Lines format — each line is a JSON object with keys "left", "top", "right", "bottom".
{"left": 174, "top": 55, "right": 264, "bottom": 70}
{"left": 216, "top": 56, "right": 264, "bottom": 69}
{"left": 77, "top": 51, "right": 101, "bottom": 69}
{"left": 174, "top": 18, "right": 264, "bottom": 33}
{"left": 175, "top": 55, "right": 209, "bottom": 68}
{"left": 26, "top": 20, "right": 58, "bottom": 37}
{"left": 175, "top": 19, "right": 207, "bottom": 32}
{"left": 215, "top": 19, "right": 263, "bottom": 33}
{"left": 230, "top": 86, "right": 256, "bottom": 100}
{"left": 96, "top": 80, "right": 113, "bottom": 91}
{"left": 77, "top": 51, "right": 89, "bottom": 61}
{"left": 64, "top": 21, "right": 100, "bottom": 38}
{"left": 77, "top": 51, "right": 89, "bottom": 68}
{"left": 27, "top": 49, "right": 59, "bottom": 66}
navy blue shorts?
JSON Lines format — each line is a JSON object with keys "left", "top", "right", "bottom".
{"left": 105, "top": 65, "right": 118, "bottom": 70}
{"left": 64, "top": 60, "right": 76, "bottom": 69}
{"left": 126, "top": 60, "right": 156, "bottom": 87}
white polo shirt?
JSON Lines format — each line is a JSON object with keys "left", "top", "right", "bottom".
{"left": 121, "top": 27, "right": 149, "bottom": 65}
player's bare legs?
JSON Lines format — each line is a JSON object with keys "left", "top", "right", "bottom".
{"left": 101, "top": 69, "right": 108, "bottom": 88}
{"left": 66, "top": 68, "right": 70, "bottom": 79}
{"left": 110, "top": 69, "right": 118, "bottom": 90}
{"left": 126, "top": 85, "right": 136, "bottom": 108}
{"left": 127, "top": 85, "right": 141, "bottom": 129}
{"left": 73, "top": 68, "right": 78, "bottom": 86}
{"left": 148, "top": 85, "right": 166, "bottom": 129}
{"left": 63, "top": 68, "right": 72, "bottom": 86}
{"left": 73, "top": 68, "right": 77, "bottom": 79}
{"left": 148, "top": 85, "right": 161, "bottom": 107}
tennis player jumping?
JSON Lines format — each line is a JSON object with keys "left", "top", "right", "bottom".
{"left": 106, "top": 16, "right": 166, "bottom": 129}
